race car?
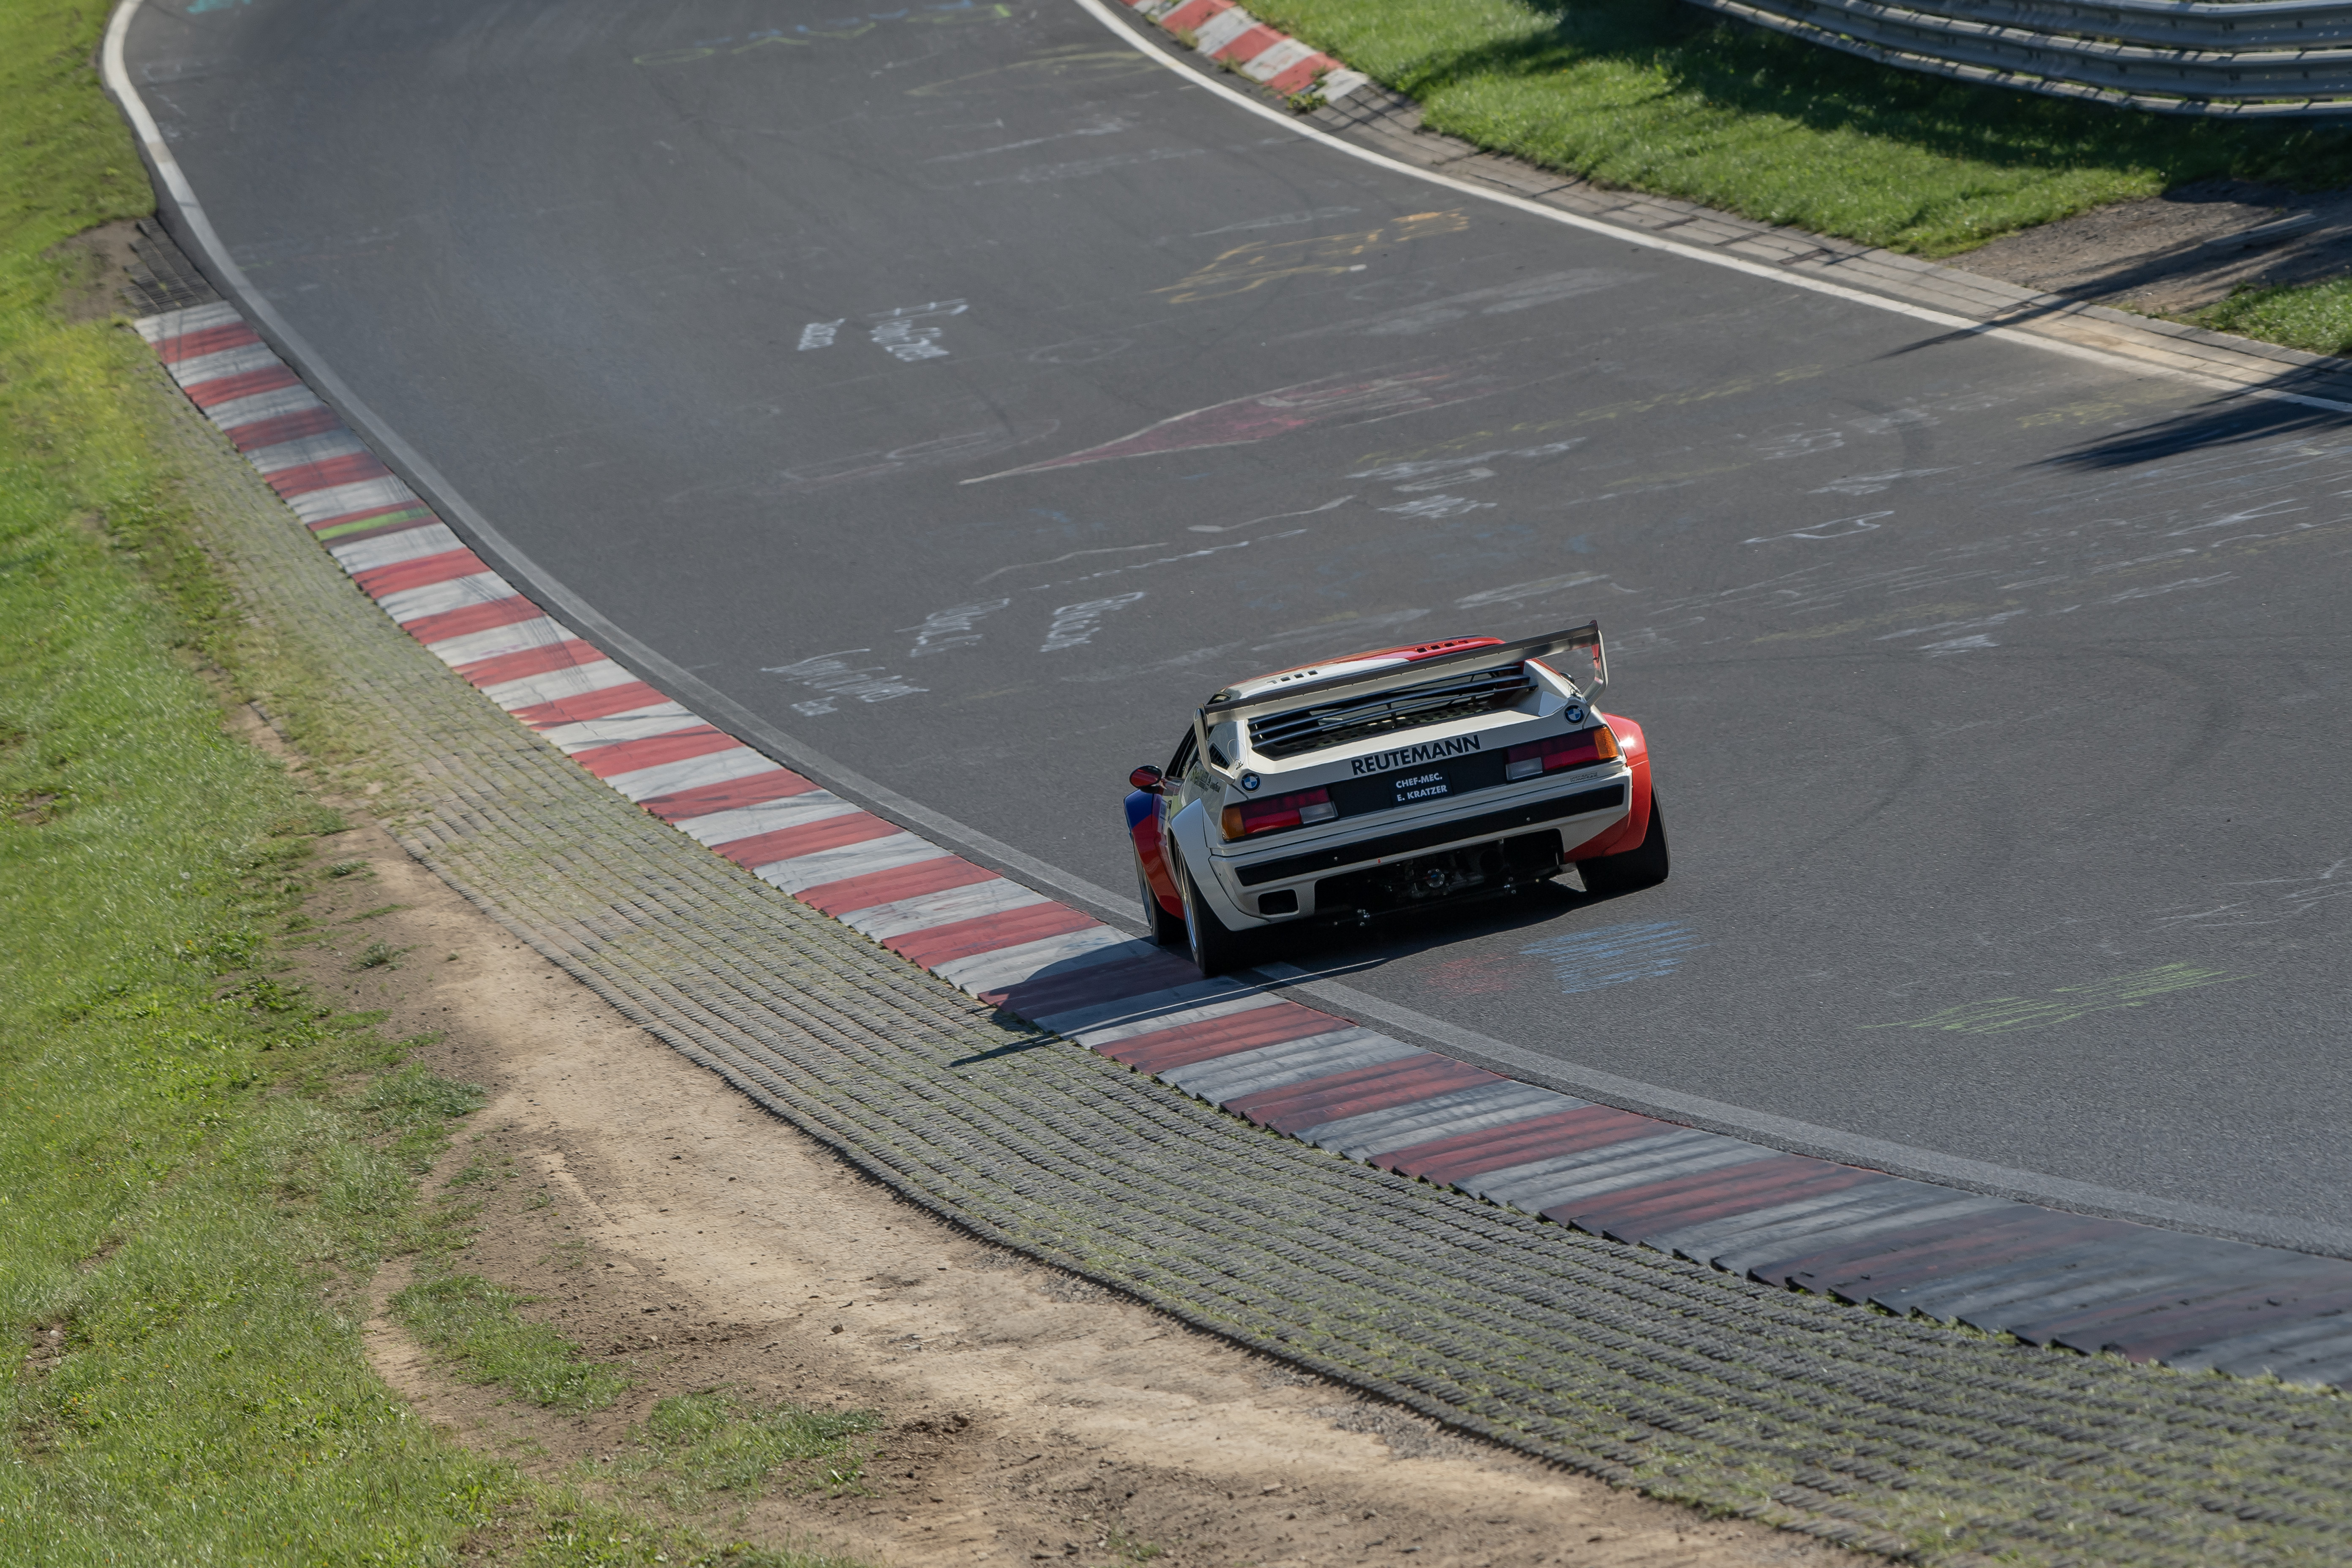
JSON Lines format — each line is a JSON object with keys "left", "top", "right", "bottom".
{"left": 1123, "top": 623, "right": 1665, "bottom": 976}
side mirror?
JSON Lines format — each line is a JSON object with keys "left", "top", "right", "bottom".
{"left": 1128, "top": 765, "right": 1164, "bottom": 792}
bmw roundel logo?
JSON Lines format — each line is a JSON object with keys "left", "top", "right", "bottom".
{"left": 1241, "top": 772, "right": 1262, "bottom": 791}
{"left": 1564, "top": 703, "right": 1587, "bottom": 724}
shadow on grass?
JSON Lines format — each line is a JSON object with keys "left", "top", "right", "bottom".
{"left": 1421, "top": 3, "right": 2352, "bottom": 188}
{"left": 1315, "top": 0, "right": 2352, "bottom": 252}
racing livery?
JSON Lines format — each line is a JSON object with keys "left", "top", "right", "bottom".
{"left": 1123, "top": 623, "right": 1666, "bottom": 975}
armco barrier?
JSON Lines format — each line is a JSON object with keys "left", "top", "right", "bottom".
{"left": 1687, "top": 0, "right": 2352, "bottom": 114}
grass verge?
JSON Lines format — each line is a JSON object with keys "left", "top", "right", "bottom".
{"left": 0, "top": 5, "right": 871, "bottom": 1563}
{"left": 1250, "top": 0, "right": 2352, "bottom": 256}
{"left": 394, "top": 1273, "right": 634, "bottom": 1413}
{"left": 2198, "top": 278, "right": 2352, "bottom": 357}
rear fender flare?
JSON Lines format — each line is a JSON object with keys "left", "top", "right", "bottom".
{"left": 1565, "top": 712, "right": 1650, "bottom": 861}
{"left": 1167, "top": 798, "right": 1259, "bottom": 930}
{"left": 1124, "top": 787, "right": 1181, "bottom": 916}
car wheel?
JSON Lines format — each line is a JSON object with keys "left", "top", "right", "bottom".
{"left": 1577, "top": 794, "right": 1669, "bottom": 896}
{"left": 1137, "top": 853, "right": 1186, "bottom": 947}
{"left": 1178, "top": 858, "right": 1252, "bottom": 977}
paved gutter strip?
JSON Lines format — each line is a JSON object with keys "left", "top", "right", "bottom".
{"left": 132, "top": 309, "right": 2352, "bottom": 1563}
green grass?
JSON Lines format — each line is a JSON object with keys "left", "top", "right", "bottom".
{"left": 612, "top": 1391, "right": 882, "bottom": 1506}
{"left": 392, "top": 1274, "right": 634, "bottom": 1413}
{"left": 2200, "top": 277, "right": 2352, "bottom": 356}
{"left": 1253, "top": 0, "right": 2352, "bottom": 256}
{"left": 0, "top": 5, "right": 871, "bottom": 1563}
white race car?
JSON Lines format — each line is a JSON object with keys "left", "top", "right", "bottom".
{"left": 1123, "top": 623, "right": 1665, "bottom": 975}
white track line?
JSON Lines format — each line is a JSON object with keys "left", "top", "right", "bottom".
{"left": 1068, "top": 0, "right": 2352, "bottom": 416}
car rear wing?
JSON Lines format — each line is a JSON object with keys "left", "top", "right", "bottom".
{"left": 1199, "top": 622, "right": 1606, "bottom": 730}
{"left": 1191, "top": 623, "right": 1606, "bottom": 773}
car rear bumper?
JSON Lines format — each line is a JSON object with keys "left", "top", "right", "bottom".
{"left": 1198, "top": 771, "right": 1631, "bottom": 927}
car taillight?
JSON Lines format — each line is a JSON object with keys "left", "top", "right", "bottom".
{"left": 1504, "top": 724, "right": 1620, "bottom": 781}
{"left": 1220, "top": 788, "right": 1337, "bottom": 840}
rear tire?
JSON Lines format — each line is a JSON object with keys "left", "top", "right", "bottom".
{"left": 1577, "top": 794, "right": 1670, "bottom": 896}
{"left": 1138, "top": 853, "right": 1186, "bottom": 947}
{"left": 1178, "top": 859, "right": 1253, "bottom": 977}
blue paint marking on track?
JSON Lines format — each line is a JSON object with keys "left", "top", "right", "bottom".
{"left": 1522, "top": 920, "right": 1707, "bottom": 994}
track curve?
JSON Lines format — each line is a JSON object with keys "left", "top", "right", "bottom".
{"left": 122, "top": 0, "right": 2352, "bottom": 1236}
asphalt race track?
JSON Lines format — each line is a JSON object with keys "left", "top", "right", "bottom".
{"left": 125, "top": 0, "right": 2352, "bottom": 1236}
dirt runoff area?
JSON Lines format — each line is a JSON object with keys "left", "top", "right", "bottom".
{"left": 285, "top": 787, "right": 1855, "bottom": 1568}
{"left": 1956, "top": 177, "right": 2352, "bottom": 317}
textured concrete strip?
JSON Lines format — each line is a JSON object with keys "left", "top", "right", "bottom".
{"left": 1298, "top": 1079, "right": 1570, "bottom": 1158}
{"left": 1058, "top": 988, "right": 1288, "bottom": 1050}
{"left": 1158, "top": 1027, "right": 1420, "bottom": 1102}
{"left": 1703, "top": 1189, "right": 2017, "bottom": 1278}
{"left": 1469, "top": 1130, "right": 1753, "bottom": 1209}
{"left": 936, "top": 927, "right": 1151, "bottom": 993}
{"left": 752, "top": 831, "right": 951, "bottom": 893}
{"left": 1033, "top": 979, "right": 1269, "bottom": 1042}
{"left": 844, "top": 877, "right": 1056, "bottom": 942}
{"left": 139, "top": 299, "right": 2352, "bottom": 1564}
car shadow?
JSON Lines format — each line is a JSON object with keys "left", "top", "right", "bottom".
{"left": 1247, "top": 874, "right": 1617, "bottom": 977}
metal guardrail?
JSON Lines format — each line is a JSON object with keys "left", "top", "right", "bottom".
{"left": 1688, "top": 0, "right": 2352, "bottom": 114}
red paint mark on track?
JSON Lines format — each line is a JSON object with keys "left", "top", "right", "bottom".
{"left": 401, "top": 595, "right": 542, "bottom": 645}
{"left": 888, "top": 903, "right": 1100, "bottom": 968}
{"left": 230, "top": 405, "right": 345, "bottom": 452}
{"left": 1100, "top": 1000, "right": 1342, "bottom": 1073}
{"left": 267, "top": 451, "right": 395, "bottom": 497}
{"left": 571, "top": 726, "right": 739, "bottom": 780}
{"left": 354, "top": 547, "right": 490, "bottom": 597}
{"left": 716, "top": 811, "right": 902, "bottom": 868}
{"left": 1230, "top": 1054, "right": 1492, "bottom": 1133}
{"left": 798, "top": 856, "right": 1001, "bottom": 916}
{"left": 184, "top": 365, "right": 302, "bottom": 407}
{"left": 637, "top": 768, "right": 822, "bottom": 822}
{"left": 1378, "top": 1104, "right": 1668, "bottom": 1184}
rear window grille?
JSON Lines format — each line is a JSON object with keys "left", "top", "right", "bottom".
{"left": 1246, "top": 664, "right": 1531, "bottom": 760}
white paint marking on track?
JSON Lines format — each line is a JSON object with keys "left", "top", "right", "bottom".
{"left": 328, "top": 523, "right": 466, "bottom": 572}
{"left": 671, "top": 794, "right": 860, "bottom": 848}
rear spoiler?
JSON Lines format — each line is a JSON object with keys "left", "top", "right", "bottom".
{"left": 1199, "top": 621, "right": 1606, "bottom": 732}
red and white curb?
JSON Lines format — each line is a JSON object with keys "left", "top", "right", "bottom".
{"left": 136, "top": 300, "right": 2352, "bottom": 1390}
{"left": 1123, "top": 0, "right": 1369, "bottom": 103}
